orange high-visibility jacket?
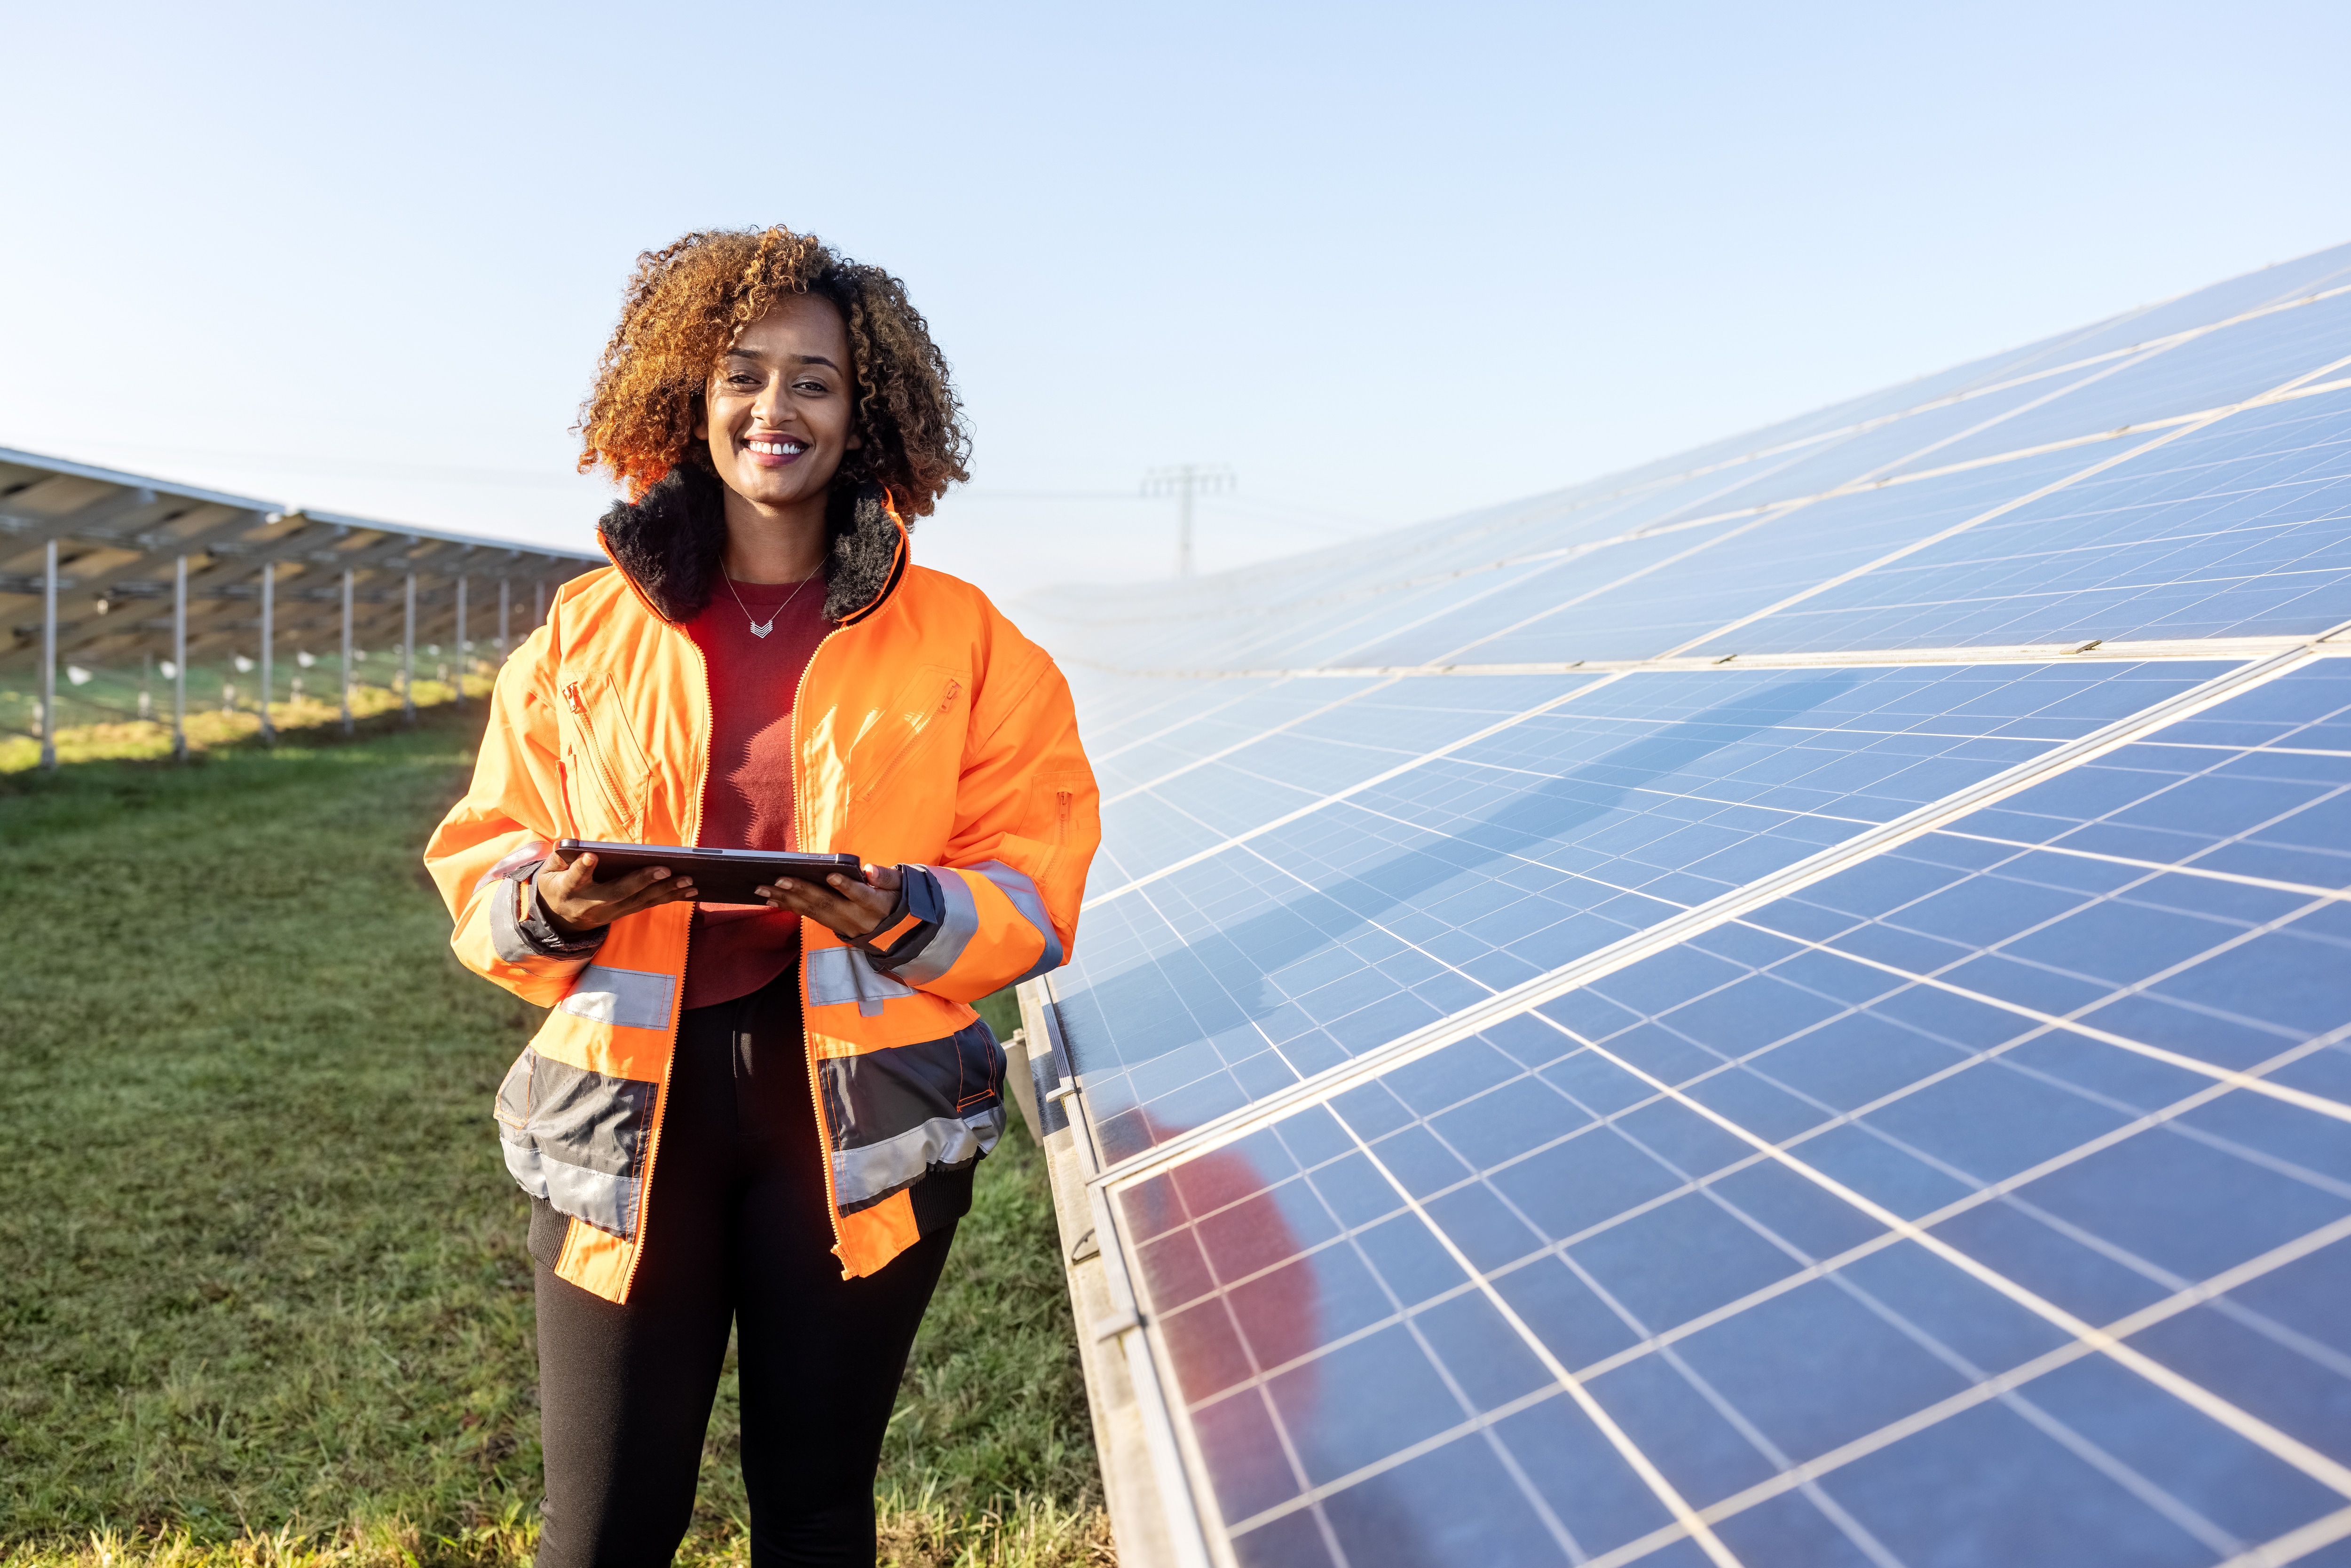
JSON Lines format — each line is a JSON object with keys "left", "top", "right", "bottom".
{"left": 424, "top": 502, "right": 1098, "bottom": 1302}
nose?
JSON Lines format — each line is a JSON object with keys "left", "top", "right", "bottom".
{"left": 754, "top": 374, "right": 791, "bottom": 427}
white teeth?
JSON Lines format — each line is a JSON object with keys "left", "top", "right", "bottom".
{"left": 748, "top": 438, "right": 804, "bottom": 455}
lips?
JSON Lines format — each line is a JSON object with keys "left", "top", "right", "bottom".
{"left": 743, "top": 434, "right": 807, "bottom": 467}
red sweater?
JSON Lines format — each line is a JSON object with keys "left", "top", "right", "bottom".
{"left": 680, "top": 575, "right": 829, "bottom": 1009}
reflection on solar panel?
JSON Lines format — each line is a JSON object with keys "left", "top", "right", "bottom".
{"left": 1010, "top": 245, "right": 2351, "bottom": 1568}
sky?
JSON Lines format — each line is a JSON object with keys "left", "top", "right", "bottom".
{"left": 3, "top": 0, "right": 2347, "bottom": 606}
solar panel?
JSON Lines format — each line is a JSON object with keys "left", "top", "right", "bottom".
{"left": 1015, "top": 245, "right": 2351, "bottom": 1568}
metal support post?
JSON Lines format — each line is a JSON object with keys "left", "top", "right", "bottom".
{"left": 534, "top": 579, "right": 545, "bottom": 629}
{"left": 340, "top": 568, "right": 355, "bottom": 735}
{"left": 403, "top": 572, "right": 417, "bottom": 724}
{"left": 258, "top": 561, "right": 276, "bottom": 743}
{"left": 39, "top": 537, "right": 58, "bottom": 770}
{"left": 498, "top": 578, "right": 510, "bottom": 662}
{"left": 454, "top": 575, "right": 468, "bottom": 708}
{"left": 172, "top": 555, "right": 188, "bottom": 760}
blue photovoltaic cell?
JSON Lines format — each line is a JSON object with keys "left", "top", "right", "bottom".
{"left": 1057, "top": 662, "right": 2233, "bottom": 1163}
{"left": 1112, "top": 657, "right": 2351, "bottom": 1567}
{"left": 1696, "top": 389, "right": 2351, "bottom": 655}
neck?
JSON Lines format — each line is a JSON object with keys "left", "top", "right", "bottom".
{"left": 720, "top": 486, "right": 830, "bottom": 583}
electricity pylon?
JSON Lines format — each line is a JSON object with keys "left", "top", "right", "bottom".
{"left": 1143, "top": 464, "right": 1236, "bottom": 577}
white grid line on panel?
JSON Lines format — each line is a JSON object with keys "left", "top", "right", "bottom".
{"left": 1762, "top": 893, "right": 2351, "bottom": 1127}
{"left": 1094, "top": 679, "right": 1295, "bottom": 763}
{"left": 1116, "top": 1012, "right": 2340, "bottom": 1423}
{"left": 1054, "top": 350, "right": 2351, "bottom": 668}
{"left": 1075, "top": 363, "right": 2348, "bottom": 678}
{"left": 1569, "top": 1215, "right": 2351, "bottom": 1568}
{"left": 1085, "top": 647, "right": 2319, "bottom": 1188}
{"left": 2215, "top": 1505, "right": 2351, "bottom": 1568}
{"left": 1082, "top": 672, "right": 1634, "bottom": 909}
{"left": 1562, "top": 1027, "right": 2351, "bottom": 1387}
{"left": 1188, "top": 1023, "right": 2350, "bottom": 1554}
{"left": 1081, "top": 636, "right": 2279, "bottom": 913}
{"left": 1299, "top": 421, "right": 1900, "bottom": 674}
{"left": 1491, "top": 1075, "right": 2247, "bottom": 1561}
{"left": 1405, "top": 331, "right": 2254, "bottom": 677}
{"left": 1551, "top": 1025, "right": 2351, "bottom": 1502}
{"left": 1104, "top": 677, "right": 1403, "bottom": 805}
{"left": 1078, "top": 631, "right": 2313, "bottom": 681}
{"left": 1654, "top": 352, "right": 2351, "bottom": 662}
{"left": 1321, "top": 1098, "right": 1752, "bottom": 1568}
{"left": 2125, "top": 741, "right": 2351, "bottom": 759}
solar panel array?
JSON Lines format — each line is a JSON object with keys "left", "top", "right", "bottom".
{"left": 0, "top": 445, "right": 600, "bottom": 757}
{"left": 1018, "top": 244, "right": 2351, "bottom": 1568}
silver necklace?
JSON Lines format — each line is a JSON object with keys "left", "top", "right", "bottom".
{"left": 721, "top": 565, "right": 814, "bottom": 639}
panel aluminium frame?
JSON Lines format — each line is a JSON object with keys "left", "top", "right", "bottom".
{"left": 1016, "top": 978, "right": 1219, "bottom": 1568}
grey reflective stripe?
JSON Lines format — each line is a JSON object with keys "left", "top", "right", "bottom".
{"left": 890, "top": 866, "right": 980, "bottom": 988}
{"left": 491, "top": 1048, "right": 655, "bottom": 1239}
{"left": 969, "top": 859, "right": 1065, "bottom": 983}
{"left": 499, "top": 1134, "right": 641, "bottom": 1239}
{"left": 558, "top": 963, "right": 676, "bottom": 1030}
{"left": 807, "top": 945, "right": 918, "bottom": 1017}
{"left": 832, "top": 1105, "right": 1006, "bottom": 1208}
{"left": 488, "top": 880, "right": 539, "bottom": 963}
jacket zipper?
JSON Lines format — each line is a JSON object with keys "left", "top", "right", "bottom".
{"left": 793, "top": 623, "right": 853, "bottom": 1265}
{"left": 585, "top": 517, "right": 905, "bottom": 1283}
{"left": 562, "top": 680, "right": 637, "bottom": 836}
{"left": 612, "top": 629, "right": 712, "bottom": 1306}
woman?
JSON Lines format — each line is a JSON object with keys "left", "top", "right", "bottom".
{"left": 424, "top": 226, "right": 1099, "bottom": 1567}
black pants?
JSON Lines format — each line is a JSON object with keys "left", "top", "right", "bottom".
{"left": 531, "top": 970, "right": 962, "bottom": 1568}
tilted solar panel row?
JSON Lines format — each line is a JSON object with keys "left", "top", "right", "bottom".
{"left": 1012, "top": 244, "right": 2351, "bottom": 1568}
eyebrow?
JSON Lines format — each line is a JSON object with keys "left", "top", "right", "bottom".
{"left": 724, "top": 348, "right": 841, "bottom": 370}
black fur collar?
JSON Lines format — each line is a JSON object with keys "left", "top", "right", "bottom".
{"left": 597, "top": 463, "right": 903, "bottom": 625}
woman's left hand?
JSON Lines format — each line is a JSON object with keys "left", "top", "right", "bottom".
{"left": 756, "top": 862, "right": 903, "bottom": 942}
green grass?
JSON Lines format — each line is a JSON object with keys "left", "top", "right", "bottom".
{"left": 0, "top": 707, "right": 1106, "bottom": 1567}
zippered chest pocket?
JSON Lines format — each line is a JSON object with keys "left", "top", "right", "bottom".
{"left": 855, "top": 664, "right": 968, "bottom": 804}
{"left": 560, "top": 674, "right": 653, "bottom": 840}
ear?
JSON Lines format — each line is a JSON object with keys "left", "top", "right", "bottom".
{"left": 847, "top": 427, "right": 864, "bottom": 450}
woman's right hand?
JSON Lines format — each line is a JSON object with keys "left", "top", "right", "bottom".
{"left": 533, "top": 847, "right": 698, "bottom": 936}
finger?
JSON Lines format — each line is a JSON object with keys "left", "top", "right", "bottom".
{"left": 549, "top": 850, "right": 597, "bottom": 894}
{"left": 628, "top": 876, "right": 698, "bottom": 910}
{"left": 863, "top": 862, "right": 902, "bottom": 891}
{"left": 596, "top": 865, "right": 672, "bottom": 900}
{"left": 607, "top": 875, "right": 698, "bottom": 920}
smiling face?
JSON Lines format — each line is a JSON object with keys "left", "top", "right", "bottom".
{"left": 696, "top": 292, "right": 861, "bottom": 520}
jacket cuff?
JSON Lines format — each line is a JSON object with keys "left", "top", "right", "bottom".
{"left": 858, "top": 865, "right": 943, "bottom": 972}
{"left": 490, "top": 859, "right": 607, "bottom": 961}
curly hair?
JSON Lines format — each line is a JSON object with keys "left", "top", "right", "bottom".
{"left": 576, "top": 227, "right": 970, "bottom": 515}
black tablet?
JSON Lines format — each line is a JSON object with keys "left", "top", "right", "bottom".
{"left": 555, "top": 839, "right": 866, "bottom": 906}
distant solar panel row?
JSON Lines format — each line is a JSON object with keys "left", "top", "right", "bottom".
{"left": 1021, "top": 246, "right": 2351, "bottom": 1567}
